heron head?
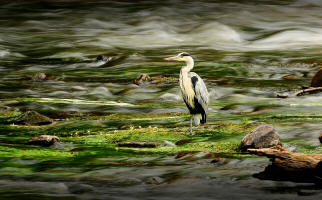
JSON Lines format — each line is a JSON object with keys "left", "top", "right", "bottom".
{"left": 164, "top": 52, "right": 192, "bottom": 62}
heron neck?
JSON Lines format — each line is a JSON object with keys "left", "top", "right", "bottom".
{"left": 182, "top": 58, "right": 194, "bottom": 73}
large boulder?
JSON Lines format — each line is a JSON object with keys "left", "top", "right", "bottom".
{"left": 27, "top": 135, "right": 60, "bottom": 147}
{"left": 10, "top": 111, "right": 53, "bottom": 126}
{"left": 311, "top": 68, "right": 322, "bottom": 87}
{"left": 241, "top": 123, "right": 281, "bottom": 151}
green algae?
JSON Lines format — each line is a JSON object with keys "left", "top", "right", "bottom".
{"left": 0, "top": 112, "right": 254, "bottom": 163}
{"left": 0, "top": 146, "right": 74, "bottom": 161}
{"left": 1, "top": 94, "right": 322, "bottom": 167}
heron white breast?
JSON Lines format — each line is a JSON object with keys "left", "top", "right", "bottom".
{"left": 180, "top": 69, "right": 195, "bottom": 108}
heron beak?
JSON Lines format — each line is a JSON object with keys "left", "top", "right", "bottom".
{"left": 164, "top": 56, "right": 180, "bottom": 61}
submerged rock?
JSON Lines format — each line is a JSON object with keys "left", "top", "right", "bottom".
{"left": 0, "top": 106, "right": 19, "bottom": 112}
{"left": 241, "top": 123, "right": 281, "bottom": 151}
{"left": 31, "top": 72, "right": 49, "bottom": 81}
{"left": 27, "top": 135, "right": 60, "bottom": 147}
{"left": 133, "top": 74, "right": 177, "bottom": 86}
{"left": 118, "top": 141, "right": 159, "bottom": 148}
{"left": 96, "top": 54, "right": 124, "bottom": 65}
{"left": 133, "top": 74, "right": 152, "bottom": 85}
{"left": 282, "top": 74, "right": 302, "bottom": 80}
{"left": 10, "top": 111, "right": 53, "bottom": 125}
{"left": 174, "top": 151, "right": 196, "bottom": 159}
{"left": 145, "top": 176, "right": 165, "bottom": 185}
{"left": 311, "top": 68, "right": 322, "bottom": 87}
{"left": 68, "top": 183, "right": 95, "bottom": 194}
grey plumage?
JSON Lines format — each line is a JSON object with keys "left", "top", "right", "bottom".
{"left": 190, "top": 72, "right": 209, "bottom": 122}
{"left": 180, "top": 71, "right": 209, "bottom": 126}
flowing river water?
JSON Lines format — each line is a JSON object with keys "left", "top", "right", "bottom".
{"left": 0, "top": 0, "right": 322, "bottom": 199}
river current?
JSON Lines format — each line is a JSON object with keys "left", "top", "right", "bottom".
{"left": 1, "top": 1, "right": 322, "bottom": 199}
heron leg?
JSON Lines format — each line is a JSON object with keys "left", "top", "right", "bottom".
{"left": 190, "top": 115, "right": 194, "bottom": 135}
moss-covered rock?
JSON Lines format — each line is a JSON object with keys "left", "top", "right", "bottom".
{"left": 8, "top": 111, "right": 53, "bottom": 126}
{"left": 241, "top": 123, "right": 281, "bottom": 151}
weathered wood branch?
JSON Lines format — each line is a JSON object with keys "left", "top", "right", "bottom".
{"left": 277, "top": 87, "right": 322, "bottom": 98}
{"left": 248, "top": 146, "right": 322, "bottom": 184}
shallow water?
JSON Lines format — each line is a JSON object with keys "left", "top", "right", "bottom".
{"left": 1, "top": 0, "right": 322, "bottom": 199}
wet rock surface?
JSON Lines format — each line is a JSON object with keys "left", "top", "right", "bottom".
{"left": 277, "top": 67, "right": 322, "bottom": 98}
{"left": 133, "top": 74, "right": 152, "bottom": 85}
{"left": 311, "top": 68, "right": 322, "bottom": 87}
{"left": 0, "top": 106, "right": 19, "bottom": 112}
{"left": 282, "top": 74, "right": 302, "bottom": 80}
{"left": 96, "top": 54, "right": 124, "bottom": 66}
{"left": 241, "top": 124, "right": 281, "bottom": 151}
{"left": 9, "top": 111, "right": 53, "bottom": 125}
{"left": 175, "top": 139, "right": 193, "bottom": 146}
{"left": 145, "top": 176, "right": 165, "bottom": 185}
{"left": 27, "top": 135, "right": 60, "bottom": 147}
{"left": 133, "top": 74, "right": 177, "bottom": 85}
{"left": 118, "top": 141, "right": 160, "bottom": 148}
{"left": 31, "top": 72, "right": 49, "bottom": 81}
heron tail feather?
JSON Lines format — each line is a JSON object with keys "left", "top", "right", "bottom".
{"left": 200, "top": 113, "right": 207, "bottom": 124}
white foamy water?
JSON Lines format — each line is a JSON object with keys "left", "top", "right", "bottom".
{"left": 1, "top": 0, "right": 322, "bottom": 62}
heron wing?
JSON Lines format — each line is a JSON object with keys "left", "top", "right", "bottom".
{"left": 190, "top": 72, "right": 209, "bottom": 116}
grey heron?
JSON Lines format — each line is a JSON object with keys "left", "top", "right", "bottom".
{"left": 165, "top": 52, "right": 209, "bottom": 134}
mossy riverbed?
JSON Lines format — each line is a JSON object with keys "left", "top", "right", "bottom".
{"left": 1, "top": 97, "right": 321, "bottom": 167}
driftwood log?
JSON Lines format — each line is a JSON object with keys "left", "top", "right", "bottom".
{"left": 278, "top": 68, "right": 322, "bottom": 98}
{"left": 248, "top": 145, "right": 322, "bottom": 184}
{"left": 277, "top": 87, "right": 322, "bottom": 98}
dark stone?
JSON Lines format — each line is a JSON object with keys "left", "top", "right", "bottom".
{"left": 10, "top": 111, "right": 53, "bottom": 125}
{"left": 319, "top": 134, "right": 322, "bottom": 144}
{"left": 96, "top": 54, "right": 124, "bottom": 66}
{"left": 96, "top": 54, "right": 114, "bottom": 62}
{"left": 211, "top": 158, "right": 221, "bottom": 163}
{"left": 70, "top": 147, "right": 87, "bottom": 152}
{"left": 175, "top": 139, "right": 193, "bottom": 146}
{"left": 118, "top": 141, "right": 159, "bottom": 148}
{"left": 241, "top": 123, "right": 281, "bottom": 151}
{"left": 311, "top": 68, "right": 322, "bottom": 87}
{"left": 27, "top": 135, "right": 60, "bottom": 147}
